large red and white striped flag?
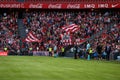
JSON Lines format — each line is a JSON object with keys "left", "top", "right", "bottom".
{"left": 62, "top": 24, "right": 80, "bottom": 33}
{"left": 25, "top": 31, "right": 40, "bottom": 42}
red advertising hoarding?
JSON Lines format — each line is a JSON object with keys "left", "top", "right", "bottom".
{"left": 0, "top": 51, "right": 8, "bottom": 56}
{"left": 0, "top": 2, "right": 120, "bottom": 9}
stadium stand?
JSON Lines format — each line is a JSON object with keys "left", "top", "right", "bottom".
{"left": 0, "top": 12, "right": 20, "bottom": 54}
{"left": 22, "top": 10, "right": 119, "bottom": 52}
{"left": 0, "top": 0, "right": 119, "bottom": 60}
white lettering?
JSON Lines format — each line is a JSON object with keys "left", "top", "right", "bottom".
{"left": 98, "top": 4, "right": 108, "bottom": 8}
{"left": 67, "top": 4, "right": 80, "bottom": 9}
{"left": 20, "top": 3, "right": 25, "bottom": 8}
{"left": 0, "top": 4, "right": 21, "bottom": 8}
{"left": 48, "top": 4, "right": 62, "bottom": 9}
{"left": 84, "top": 4, "right": 95, "bottom": 8}
{"left": 29, "top": 4, "right": 43, "bottom": 8}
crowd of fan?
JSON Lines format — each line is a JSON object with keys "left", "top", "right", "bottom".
{"left": 80, "top": 23, "right": 120, "bottom": 60}
{"left": 0, "top": 12, "right": 20, "bottom": 54}
{"left": 23, "top": 11, "right": 119, "bottom": 47}
{"left": 0, "top": 10, "right": 119, "bottom": 60}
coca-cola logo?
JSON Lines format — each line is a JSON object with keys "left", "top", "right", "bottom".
{"left": 29, "top": 3, "right": 43, "bottom": 8}
{"left": 48, "top": 4, "right": 62, "bottom": 9}
{"left": 67, "top": 4, "right": 80, "bottom": 9}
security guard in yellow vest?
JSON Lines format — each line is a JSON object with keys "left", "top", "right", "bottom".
{"left": 49, "top": 47, "right": 52, "bottom": 56}
{"left": 61, "top": 47, "right": 65, "bottom": 57}
{"left": 89, "top": 48, "right": 93, "bottom": 58}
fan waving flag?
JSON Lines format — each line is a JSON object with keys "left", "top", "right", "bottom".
{"left": 25, "top": 31, "right": 40, "bottom": 42}
{"left": 62, "top": 24, "right": 80, "bottom": 33}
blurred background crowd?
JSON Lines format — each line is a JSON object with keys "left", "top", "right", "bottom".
{"left": 0, "top": 9, "right": 120, "bottom": 60}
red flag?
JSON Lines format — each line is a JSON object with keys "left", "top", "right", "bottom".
{"left": 25, "top": 32, "right": 41, "bottom": 42}
{"left": 62, "top": 24, "right": 79, "bottom": 33}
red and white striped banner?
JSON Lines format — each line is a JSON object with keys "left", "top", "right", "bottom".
{"left": 25, "top": 32, "right": 40, "bottom": 42}
{"left": 62, "top": 24, "right": 80, "bottom": 33}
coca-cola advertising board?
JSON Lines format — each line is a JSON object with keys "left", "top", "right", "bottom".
{"left": 0, "top": 2, "right": 120, "bottom": 9}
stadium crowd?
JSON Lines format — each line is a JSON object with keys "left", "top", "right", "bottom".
{"left": 23, "top": 11, "right": 113, "bottom": 49}
{"left": 0, "top": 10, "right": 120, "bottom": 60}
{"left": 0, "top": 12, "right": 20, "bottom": 54}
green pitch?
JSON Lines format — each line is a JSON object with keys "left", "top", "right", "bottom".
{"left": 0, "top": 56, "right": 120, "bottom": 80}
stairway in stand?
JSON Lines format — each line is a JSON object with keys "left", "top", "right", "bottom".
{"left": 17, "top": 19, "right": 28, "bottom": 55}
{"left": 17, "top": 19, "right": 26, "bottom": 38}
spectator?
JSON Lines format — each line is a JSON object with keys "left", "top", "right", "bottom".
{"left": 96, "top": 43, "right": 103, "bottom": 60}
{"left": 105, "top": 43, "right": 112, "bottom": 61}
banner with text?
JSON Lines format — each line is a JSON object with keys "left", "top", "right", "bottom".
{"left": 0, "top": 2, "right": 120, "bottom": 9}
